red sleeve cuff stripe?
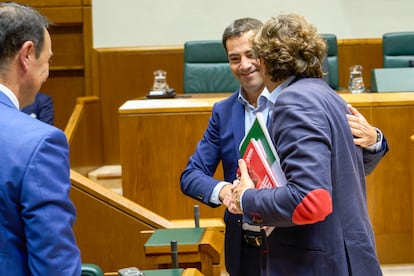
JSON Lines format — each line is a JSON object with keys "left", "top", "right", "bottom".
{"left": 292, "top": 188, "right": 333, "bottom": 225}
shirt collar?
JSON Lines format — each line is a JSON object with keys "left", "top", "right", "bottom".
{"left": 237, "top": 86, "right": 269, "bottom": 108}
{"left": 237, "top": 75, "right": 296, "bottom": 108}
{"left": 268, "top": 75, "right": 296, "bottom": 98}
{"left": 0, "top": 83, "right": 19, "bottom": 109}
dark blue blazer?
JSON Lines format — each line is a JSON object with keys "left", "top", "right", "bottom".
{"left": 21, "top": 92, "right": 54, "bottom": 125}
{"left": 0, "top": 91, "right": 81, "bottom": 275}
{"left": 242, "top": 78, "right": 388, "bottom": 275}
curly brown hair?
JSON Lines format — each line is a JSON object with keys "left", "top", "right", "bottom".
{"left": 252, "top": 13, "right": 326, "bottom": 82}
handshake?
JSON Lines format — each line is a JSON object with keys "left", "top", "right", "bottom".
{"left": 221, "top": 159, "right": 255, "bottom": 214}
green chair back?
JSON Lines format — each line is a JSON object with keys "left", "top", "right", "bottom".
{"left": 383, "top": 32, "right": 414, "bottom": 68}
{"left": 320, "top": 34, "right": 339, "bottom": 90}
{"left": 183, "top": 40, "right": 239, "bottom": 93}
{"left": 81, "top": 263, "right": 104, "bottom": 276}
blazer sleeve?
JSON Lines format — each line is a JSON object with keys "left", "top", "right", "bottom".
{"left": 20, "top": 128, "right": 81, "bottom": 275}
{"left": 241, "top": 88, "right": 337, "bottom": 227}
{"left": 180, "top": 103, "right": 224, "bottom": 207}
{"left": 362, "top": 136, "right": 389, "bottom": 175}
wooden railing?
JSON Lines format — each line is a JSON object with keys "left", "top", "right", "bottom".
{"left": 64, "top": 96, "right": 96, "bottom": 144}
{"left": 64, "top": 96, "right": 104, "bottom": 175}
{"left": 70, "top": 167, "right": 224, "bottom": 273}
{"left": 66, "top": 96, "right": 224, "bottom": 273}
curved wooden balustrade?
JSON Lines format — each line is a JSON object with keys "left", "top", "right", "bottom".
{"left": 66, "top": 97, "right": 224, "bottom": 273}
{"left": 64, "top": 96, "right": 104, "bottom": 175}
{"left": 70, "top": 167, "right": 224, "bottom": 273}
{"left": 64, "top": 96, "right": 99, "bottom": 144}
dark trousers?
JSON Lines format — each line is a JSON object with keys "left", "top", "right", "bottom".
{"left": 238, "top": 242, "right": 262, "bottom": 276}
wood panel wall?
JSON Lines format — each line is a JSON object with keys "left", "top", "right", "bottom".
{"left": 338, "top": 38, "right": 383, "bottom": 90}
{"left": 411, "top": 134, "right": 414, "bottom": 261}
{"left": 21, "top": 0, "right": 92, "bottom": 130}
{"left": 91, "top": 46, "right": 184, "bottom": 163}
{"left": 363, "top": 105, "right": 413, "bottom": 264}
{"left": 92, "top": 39, "right": 383, "bottom": 165}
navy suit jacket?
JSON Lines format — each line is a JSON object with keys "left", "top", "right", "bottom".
{"left": 0, "top": 91, "right": 81, "bottom": 275}
{"left": 21, "top": 92, "right": 54, "bottom": 125}
{"left": 242, "top": 78, "right": 388, "bottom": 275}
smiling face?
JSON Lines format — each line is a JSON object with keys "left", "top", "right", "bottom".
{"left": 226, "top": 31, "right": 264, "bottom": 101}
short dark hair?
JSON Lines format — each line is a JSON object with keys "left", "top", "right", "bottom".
{"left": 0, "top": 2, "right": 49, "bottom": 65}
{"left": 222, "top": 18, "right": 263, "bottom": 52}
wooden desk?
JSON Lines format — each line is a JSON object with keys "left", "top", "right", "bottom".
{"left": 119, "top": 92, "right": 414, "bottom": 264}
{"left": 119, "top": 94, "right": 230, "bottom": 220}
{"left": 412, "top": 133, "right": 414, "bottom": 261}
{"left": 144, "top": 228, "right": 223, "bottom": 276}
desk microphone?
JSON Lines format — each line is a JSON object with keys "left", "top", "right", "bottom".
{"left": 170, "top": 240, "right": 178, "bottom": 268}
{"left": 194, "top": 205, "right": 200, "bottom": 228}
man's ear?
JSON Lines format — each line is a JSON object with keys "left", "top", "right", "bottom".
{"left": 18, "top": 41, "right": 35, "bottom": 71}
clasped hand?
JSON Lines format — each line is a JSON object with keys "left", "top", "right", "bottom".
{"left": 221, "top": 159, "right": 255, "bottom": 214}
{"left": 346, "top": 104, "right": 377, "bottom": 147}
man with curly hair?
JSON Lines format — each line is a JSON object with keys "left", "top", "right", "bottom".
{"left": 228, "top": 13, "right": 388, "bottom": 275}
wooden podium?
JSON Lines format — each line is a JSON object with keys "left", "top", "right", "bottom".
{"left": 118, "top": 94, "right": 230, "bottom": 220}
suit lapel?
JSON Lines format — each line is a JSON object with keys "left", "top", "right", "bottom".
{"left": 232, "top": 100, "right": 245, "bottom": 159}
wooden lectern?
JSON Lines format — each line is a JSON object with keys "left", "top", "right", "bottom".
{"left": 118, "top": 94, "right": 230, "bottom": 220}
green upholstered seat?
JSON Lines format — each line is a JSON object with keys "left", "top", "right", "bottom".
{"left": 320, "top": 34, "right": 339, "bottom": 90}
{"left": 370, "top": 68, "right": 414, "bottom": 92}
{"left": 383, "top": 32, "right": 414, "bottom": 68}
{"left": 81, "top": 263, "right": 104, "bottom": 276}
{"left": 183, "top": 40, "right": 239, "bottom": 93}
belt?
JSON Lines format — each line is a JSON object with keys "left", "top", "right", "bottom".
{"left": 242, "top": 222, "right": 261, "bottom": 232}
{"left": 242, "top": 230, "right": 263, "bottom": 248}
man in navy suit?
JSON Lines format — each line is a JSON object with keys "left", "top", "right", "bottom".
{"left": 229, "top": 13, "right": 389, "bottom": 275}
{"left": 21, "top": 91, "right": 54, "bottom": 125}
{"left": 0, "top": 3, "right": 81, "bottom": 275}
{"left": 180, "top": 17, "right": 387, "bottom": 276}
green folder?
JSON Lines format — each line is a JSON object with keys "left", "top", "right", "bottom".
{"left": 145, "top": 228, "right": 205, "bottom": 247}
